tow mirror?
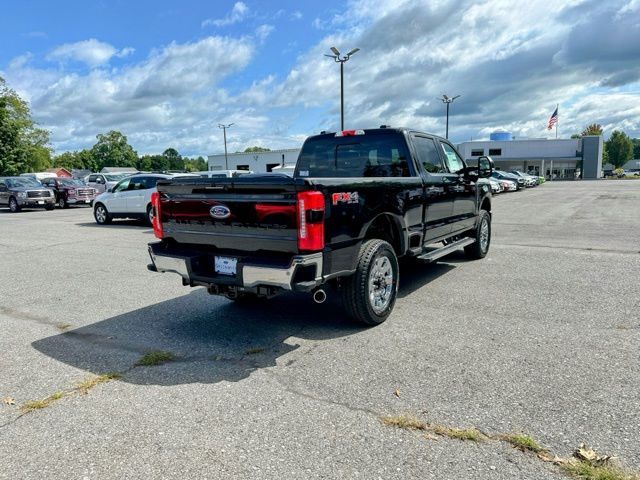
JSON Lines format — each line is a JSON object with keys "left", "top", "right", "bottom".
{"left": 478, "top": 156, "right": 494, "bottom": 178}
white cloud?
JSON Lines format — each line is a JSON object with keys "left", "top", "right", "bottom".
{"left": 202, "top": 2, "right": 249, "bottom": 28}
{"left": 46, "top": 39, "right": 133, "bottom": 67}
{"left": 255, "top": 24, "right": 274, "bottom": 42}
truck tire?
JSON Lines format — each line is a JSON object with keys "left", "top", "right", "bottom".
{"left": 8, "top": 197, "right": 21, "bottom": 213}
{"left": 464, "top": 210, "right": 491, "bottom": 259}
{"left": 57, "top": 196, "right": 67, "bottom": 209}
{"left": 341, "top": 239, "right": 399, "bottom": 326}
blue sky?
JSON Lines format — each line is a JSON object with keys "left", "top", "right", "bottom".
{"left": 1, "top": 0, "right": 639, "bottom": 156}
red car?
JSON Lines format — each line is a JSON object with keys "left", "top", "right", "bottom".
{"left": 40, "top": 177, "right": 97, "bottom": 208}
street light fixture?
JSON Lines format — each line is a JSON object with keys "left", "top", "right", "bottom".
{"left": 440, "top": 94, "right": 460, "bottom": 139}
{"left": 325, "top": 46, "right": 360, "bottom": 130}
{"left": 218, "top": 123, "right": 234, "bottom": 170}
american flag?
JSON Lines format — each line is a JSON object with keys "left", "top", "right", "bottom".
{"left": 547, "top": 106, "right": 558, "bottom": 130}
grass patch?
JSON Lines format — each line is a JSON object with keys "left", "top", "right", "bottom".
{"left": 380, "top": 414, "right": 427, "bottom": 431}
{"left": 136, "top": 351, "right": 175, "bottom": 366}
{"left": 21, "top": 391, "right": 66, "bottom": 413}
{"left": 503, "top": 433, "right": 545, "bottom": 453}
{"left": 561, "top": 461, "right": 639, "bottom": 480}
{"left": 432, "top": 425, "right": 484, "bottom": 442}
{"left": 245, "top": 347, "right": 265, "bottom": 355}
{"left": 56, "top": 322, "right": 72, "bottom": 331}
{"left": 75, "top": 373, "right": 122, "bottom": 394}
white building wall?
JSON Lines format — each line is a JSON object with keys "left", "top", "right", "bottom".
{"left": 208, "top": 149, "right": 301, "bottom": 173}
{"left": 457, "top": 139, "right": 581, "bottom": 160}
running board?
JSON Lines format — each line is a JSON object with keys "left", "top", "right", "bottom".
{"left": 416, "top": 237, "right": 475, "bottom": 262}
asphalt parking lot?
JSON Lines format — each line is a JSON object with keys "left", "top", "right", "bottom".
{"left": 1, "top": 181, "right": 639, "bottom": 479}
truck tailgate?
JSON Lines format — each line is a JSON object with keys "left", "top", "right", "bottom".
{"left": 157, "top": 175, "right": 304, "bottom": 254}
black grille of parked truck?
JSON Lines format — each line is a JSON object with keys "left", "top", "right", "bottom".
{"left": 147, "top": 127, "right": 495, "bottom": 325}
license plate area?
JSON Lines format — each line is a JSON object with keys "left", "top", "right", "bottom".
{"left": 38, "top": 201, "right": 44, "bottom": 204}
{"left": 214, "top": 256, "right": 237, "bottom": 276}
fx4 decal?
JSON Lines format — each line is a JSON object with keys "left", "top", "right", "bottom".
{"left": 331, "top": 192, "right": 359, "bottom": 205}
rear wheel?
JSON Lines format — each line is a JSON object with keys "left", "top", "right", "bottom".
{"left": 341, "top": 239, "right": 399, "bottom": 326}
{"left": 145, "top": 204, "right": 153, "bottom": 226}
{"left": 94, "top": 203, "right": 112, "bottom": 225}
{"left": 464, "top": 210, "right": 491, "bottom": 259}
{"left": 8, "top": 197, "right": 21, "bottom": 213}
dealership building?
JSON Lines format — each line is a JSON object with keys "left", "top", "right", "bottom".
{"left": 208, "top": 149, "right": 300, "bottom": 173}
{"left": 457, "top": 132, "right": 604, "bottom": 179}
{"left": 208, "top": 132, "right": 604, "bottom": 179}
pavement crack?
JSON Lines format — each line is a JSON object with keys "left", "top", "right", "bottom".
{"left": 265, "top": 370, "right": 381, "bottom": 417}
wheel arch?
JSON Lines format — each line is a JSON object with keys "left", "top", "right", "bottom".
{"left": 361, "top": 213, "right": 406, "bottom": 256}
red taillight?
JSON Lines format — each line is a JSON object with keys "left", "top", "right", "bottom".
{"left": 297, "top": 191, "right": 325, "bottom": 252}
{"left": 151, "top": 191, "right": 163, "bottom": 239}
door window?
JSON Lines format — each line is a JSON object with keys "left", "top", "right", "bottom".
{"left": 88, "top": 175, "right": 98, "bottom": 182}
{"left": 113, "top": 178, "right": 131, "bottom": 193}
{"left": 440, "top": 142, "right": 465, "bottom": 173}
{"left": 412, "top": 136, "right": 445, "bottom": 173}
{"left": 127, "top": 177, "right": 147, "bottom": 190}
{"left": 143, "top": 177, "right": 161, "bottom": 189}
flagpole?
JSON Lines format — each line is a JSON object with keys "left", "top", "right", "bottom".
{"left": 555, "top": 103, "right": 558, "bottom": 139}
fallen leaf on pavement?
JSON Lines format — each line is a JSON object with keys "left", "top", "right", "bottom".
{"left": 394, "top": 389, "right": 401, "bottom": 398}
{"left": 2, "top": 397, "right": 16, "bottom": 406}
{"left": 574, "top": 443, "right": 613, "bottom": 465}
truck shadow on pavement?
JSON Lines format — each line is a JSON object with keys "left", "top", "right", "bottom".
{"left": 32, "top": 260, "right": 456, "bottom": 387}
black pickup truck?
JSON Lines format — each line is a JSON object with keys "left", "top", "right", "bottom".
{"left": 147, "top": 127, "right": 494, "bottom": 325}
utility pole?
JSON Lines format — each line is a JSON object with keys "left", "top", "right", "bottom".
{"left": 218, "top": 123, "right": 234, "bottom": 170}
{"left": 440, "top": 94, "right": 460, "bottom": 139}
{"left": 325, "top": 47, "right": 360, "bottom": 131}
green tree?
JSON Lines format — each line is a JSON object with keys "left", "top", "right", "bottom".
{"left": 90, "top": 130, "right": 138, "bottom": 171}
{"left": 0, "top": 76, "right": 52, "bottom": 175}
{"left": 244, "top": 146, "right": 270, "bottom": 153}
{"left": 581, "top": 123, "right": 603, "bottom": 136}
{"left": 184, "top": 156, "right": 207, "bottom": 172}
{"left": 605, "top": 130, "right": 633, "bottom": 168}
{"left": 162, "top": 148, "right": 184, "bottom": 170}
{"left": 632, "top": 138, "right": 640, "bottom": 160}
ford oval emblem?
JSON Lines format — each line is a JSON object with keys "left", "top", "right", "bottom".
{"left": 210, "top": 205, "right": 231, "bottom": 220}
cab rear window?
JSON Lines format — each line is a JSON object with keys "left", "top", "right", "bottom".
{"left": 296, "top": 133, "right": 413, "bottom": 178}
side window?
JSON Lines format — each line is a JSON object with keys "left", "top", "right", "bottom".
{"left": 143, "top": 177, "right": 160, "bottom": 189}
{"left": 412, "top": 136, "right": 446, "bottom": 173}
{"left": 88, "top": 175, "right": 98, "bottom": 182}
{"left": 440, "top": 142, "right": 465, "bottom": 173}
{"left": 113, "top": 178, "right": 131, "bottom": 193}
{"left": 127, "top": 177, "right": 146, "bottom": 190}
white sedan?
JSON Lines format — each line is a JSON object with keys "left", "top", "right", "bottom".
{"left": 93, "top": 173, "right": 195, "bottom": 225}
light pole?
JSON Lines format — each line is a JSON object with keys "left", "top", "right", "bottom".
{"left": 440, "top": 94, "right": 460, "bottom": 139}
{"left": 218, "top": 123, "right": 234, "bottom": 170}
{"left": 325, "top": 46, "right": 360, "bottom": 130}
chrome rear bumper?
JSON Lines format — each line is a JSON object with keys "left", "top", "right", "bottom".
{"left": 148, "top": 244, "right": 323, "bottom": 291}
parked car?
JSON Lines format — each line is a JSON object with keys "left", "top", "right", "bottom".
{"left": 0, "top": 176, "right": 56, "bottom": 212}
{"left": 509, "top": 170, "right": 538, "bottom": 187}
{"left": 482, "top": 177, "right": 502, "bottom": 194}
{"left": 93, "top": 173, "right": 193, "bottom": 225}
{"left": 84, "top": 173, "right": 132, "bottom": 194}
{"left": 147, "top": 127, "right": 495, "bottom": 326}
{"left": 499, "top": 179, "right": 518, "bottom": 191}
{"left": 40, "top": 177, "right": 97, "bottom": 208}
{"left": 491, "top": 170, "right": 524, "bottom": 189}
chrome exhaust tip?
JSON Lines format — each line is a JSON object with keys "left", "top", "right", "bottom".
{"left": 312, "top": 288, "right": 327, "bottom": 304}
